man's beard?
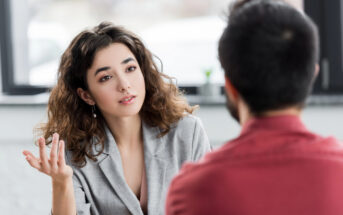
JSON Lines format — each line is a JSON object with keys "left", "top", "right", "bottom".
{"left": 225, "top": 91, "right": 240, "bottom": 123}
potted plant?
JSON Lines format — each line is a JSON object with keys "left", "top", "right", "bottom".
{"left": 198, "top": 67, "right": 220, "bottom": 98}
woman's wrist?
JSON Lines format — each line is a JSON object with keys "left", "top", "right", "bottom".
{"left": 52, "top": 177, "right": 73, "bottom": 190}
{"left": 51, "top": 176, "right": 76, "bottom": 215}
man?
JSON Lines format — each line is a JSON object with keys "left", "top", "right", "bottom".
{"left": 166, "top": 0, "right": 343, "bottom": 214}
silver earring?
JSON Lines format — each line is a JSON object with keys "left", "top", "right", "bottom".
{"left": 91, "top": 105, "right": 97, "bottom": 118}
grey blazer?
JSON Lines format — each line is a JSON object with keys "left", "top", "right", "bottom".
{"left": 66, "top": 115, "right": 211, "bottom": 215}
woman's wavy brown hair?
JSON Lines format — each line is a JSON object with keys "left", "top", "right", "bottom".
{"left": 37, "top": 22, "right": 197, "bottom": 167}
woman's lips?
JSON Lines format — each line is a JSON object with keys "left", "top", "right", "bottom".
{"left": 119, "top": 95, "right": 136, "bottom": 104}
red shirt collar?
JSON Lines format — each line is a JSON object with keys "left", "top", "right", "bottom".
{"left": 240, "top": 115, "right": 308, "bottom": 137}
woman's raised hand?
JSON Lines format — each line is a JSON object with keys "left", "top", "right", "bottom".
{"left": 23, "top": 133, "right": 73, "bottom": 184}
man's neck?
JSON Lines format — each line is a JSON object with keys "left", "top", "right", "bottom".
{"left": 238, "top": 100, "right": 302, "bottom": 126}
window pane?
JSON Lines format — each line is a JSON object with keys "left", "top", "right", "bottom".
{"left": 10, "top": 0, "right": 230, "bottom": 88}
{"left": 10, "top": 0, "right": 30, "bottom": 86}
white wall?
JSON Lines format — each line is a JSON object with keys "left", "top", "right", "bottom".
{"left": 0, "top": 105, "right": 47, "bottom": 142}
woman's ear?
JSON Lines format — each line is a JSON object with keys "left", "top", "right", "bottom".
{"left": 77, "top": 88, "right": 96, "bottom": 105}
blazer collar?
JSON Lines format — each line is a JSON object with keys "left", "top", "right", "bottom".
{"left": 97, "top": 122, "right": 168, "bottom": 215}
{"left": 98, "top": 125, "right": 142, "bottom": 215}
{"left": 98, "top": 121, "right": 164, "bottom": 155}
{"left": 141, "top": 121, "right": 169, "bottom": 214}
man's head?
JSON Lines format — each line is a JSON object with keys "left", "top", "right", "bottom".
{"left": 218, "top": 0, "right": 319, "bottom": 121}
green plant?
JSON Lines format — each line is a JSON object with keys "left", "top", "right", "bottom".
{"left": 204, "top": 68, "right": 213, "bottom": 83}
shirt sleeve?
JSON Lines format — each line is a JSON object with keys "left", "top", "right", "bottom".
{"left": 191, "top": 117, "right": 212, "bottom": 162}
{"left": 166, "top": 164, "right": 217, "bottom": 215}
{"left": 165, "top": 167, "right": 204, "bottom": 215}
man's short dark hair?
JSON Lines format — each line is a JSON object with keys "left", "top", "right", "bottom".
{"left": 218, "top": 0, "right": 319, "bottom": 114}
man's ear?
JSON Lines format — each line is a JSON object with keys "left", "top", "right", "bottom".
{"left": 224, "top": 76, "right": 239, "bottom": 102}
{"left": 77, "top": 88, "right": 96, "bottom": 105}
{"left": 315, "top": 63, "right": 320, "bottom": 77}
{"left": 310, "top": 63, "right": 320, "bottom": 83}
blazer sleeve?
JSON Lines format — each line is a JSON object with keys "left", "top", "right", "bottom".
{"left": 65, "top": 151, "right": 92, "bottom": 215}
{"left": 191, "top": 117, "right": 212, "bottom": 161}
{"left": 72, "top": 171, "right": 92, "bottom": 215}
{"left": 49, "top": 170, "right": 91, "bottom": 215}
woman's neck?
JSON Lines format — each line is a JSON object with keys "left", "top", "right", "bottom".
{"left": 105, "top": 114, "right": 142, "bottom": 149}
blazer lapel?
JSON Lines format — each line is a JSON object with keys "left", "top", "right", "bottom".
{"left": 142, "top": 122, "right": 168, "bottom": 215}
{"left": 98, "top": 126, "right": 143, "bottom": 215}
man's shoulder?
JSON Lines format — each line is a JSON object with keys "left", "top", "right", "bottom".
{"left": 171, "top": 146, "right": 230, "bottom": 183}
{"left": 173, "top": 132, "right": 343, "bottom": 181}
{"left": 307, "top": 134, "right": 343, "bottom": 155}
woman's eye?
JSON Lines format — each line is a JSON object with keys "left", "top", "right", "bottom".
{"left": 127, "top": 66, "right": 136, "bottom": 72}
{"left": 100, "top": 75, "right": 112, "bottom": 82}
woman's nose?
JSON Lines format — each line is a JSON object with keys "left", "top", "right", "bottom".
{"left": 117, "top": 76, "right": 130, "bottom": 92}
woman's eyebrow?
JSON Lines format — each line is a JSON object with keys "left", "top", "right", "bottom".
{"left": 94, "top": 66, "right": 110, "bottom": 76}
{"left": 94, "top": 57, "right": 135, "bottom": 76}
{"left": 121, "top": 57, "right": 135, "bottom": 64}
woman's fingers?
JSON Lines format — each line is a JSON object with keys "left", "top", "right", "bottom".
{"left": 38, "top": 137, "right": 50, "bottom": 171}
{"left": 23, "top": 133, "right": 73, "bottom": 183}
{"left": 23, "top": 134, "right": 70, "bottom": 180}
{"left": 22, "top": 150, "right": 41, "bottom": 170}
{"left": 58, "top": 140, "right": 66, "bottom": 167}
{"left": 50, "top": 133, "right": 59, "bottom": 169}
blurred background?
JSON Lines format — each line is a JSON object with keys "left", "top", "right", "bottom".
{"left": 0, "top": 0, "right": 342, "bottom": 214}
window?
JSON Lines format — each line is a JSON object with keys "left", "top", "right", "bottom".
{"left": 1, "top": 0, "right": 230, "bottom": 96}
{"left": 4, "top": 0, "right": 338, "bottom": 97}
{"left": 0, "top": 0, "right": 47, "bottom": 95}
{"left": 305, "top": 0, "right": 343, "bottom": 94}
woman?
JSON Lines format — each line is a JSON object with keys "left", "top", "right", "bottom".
{"left": 22, "top": 22, "right": 211, "bottom": 215}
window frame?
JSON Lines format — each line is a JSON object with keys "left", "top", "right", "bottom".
{"left": 0, "top": 0, "right": 47, "bottom": 95}
{"left": 305, "top": 0, "right": 343, "bottom": 94}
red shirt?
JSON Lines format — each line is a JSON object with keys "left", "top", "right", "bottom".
{"left": 166, "top": 115, "right": 343, "bottom": 215}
